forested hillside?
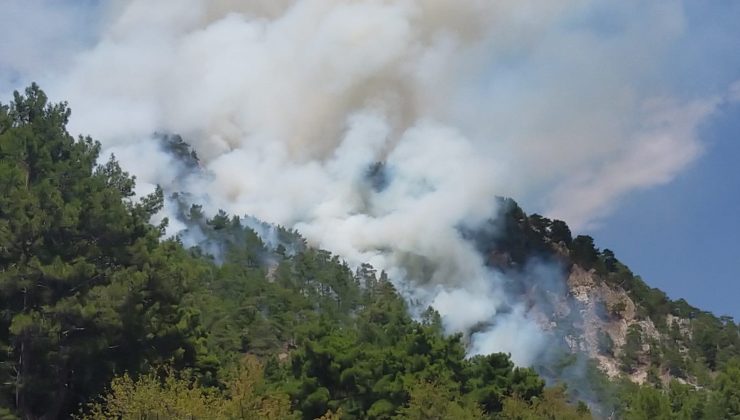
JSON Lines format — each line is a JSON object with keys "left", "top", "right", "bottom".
{"left": 478, "top": 198, "right": 740, "bottom": 381}
{"left": 472, "top": 199, "right": 740, "bottom": 418}
{"left": 0, "top": 86, "right": 738, "bottom": 419}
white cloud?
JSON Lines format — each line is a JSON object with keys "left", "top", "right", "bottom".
{"left": 547, "top": 96, "right": 725, "bottom": 230}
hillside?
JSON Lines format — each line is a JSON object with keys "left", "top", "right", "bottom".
{"left": 477, "top": 198, "right": 739, "bottom": 386}
{"left": 1, "top": 86, "right": 738, "bottom": 419}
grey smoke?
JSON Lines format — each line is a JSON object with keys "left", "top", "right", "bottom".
{"left": 6, "top": 0, "right": 740, "bottom": 366}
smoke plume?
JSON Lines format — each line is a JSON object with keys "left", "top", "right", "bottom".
{"left": 5, "top": 0, "right": 739, "bottom": 365}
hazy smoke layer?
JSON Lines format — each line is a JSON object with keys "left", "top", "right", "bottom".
{"left": 16, "top": 0, "right": 738, "bottom": 364}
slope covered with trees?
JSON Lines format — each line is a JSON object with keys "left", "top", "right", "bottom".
{"left": 0, "top": 86, "right": 737, "bottom": 419}
{"left": 0, "top": 86, "right": 584, "bottom": 420}
{"left": 473, "top": 198, "right": 740, "bottom": 418}
{"left": 0, "top": 85, "right": 217, "bottom": 418}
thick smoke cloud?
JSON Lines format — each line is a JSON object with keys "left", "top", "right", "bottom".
{"left": 5, "top": 0, "right": 739, "bottom": 365}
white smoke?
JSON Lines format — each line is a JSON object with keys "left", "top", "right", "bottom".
{"left": 5, "top": 0, "right": 739, "bottom": 365}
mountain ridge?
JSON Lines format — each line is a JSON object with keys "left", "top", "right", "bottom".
{"left": 476, "top": 198, "right": 738, "bottom": 387}
{"left": 1, "top": 85, "right": 738, "bottom": 419}
{"left": 156, "top": 110, "right": 740, "bottom": 415}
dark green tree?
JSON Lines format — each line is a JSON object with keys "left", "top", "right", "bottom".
{"left": 570, "top": 235, "right": 599, "bottom": 269}
{"left": 549, "top": 220, "right": 572, "bottom": 246}
{"left": 0, "top": 85, "right": 211, "bottom": 418}
{"left": 620, "top": 325, "right": 643, "bottom": 373}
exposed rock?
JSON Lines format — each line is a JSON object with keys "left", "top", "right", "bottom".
{"left": 543, "top": 264, "right": 690, "bottom": 385}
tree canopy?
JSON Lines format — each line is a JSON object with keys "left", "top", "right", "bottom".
{"left": 0, "top": 85, "right": 737, "bottom": 419}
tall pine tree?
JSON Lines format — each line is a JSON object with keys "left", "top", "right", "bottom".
{"left": 0, "top": 85, "right": 210, "bottom": 419}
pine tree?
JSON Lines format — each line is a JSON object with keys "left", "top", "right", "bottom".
{"left": 0, "top": 85, "right": 210, "bottom": 418}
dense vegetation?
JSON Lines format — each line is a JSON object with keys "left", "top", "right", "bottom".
{"left": 477, "top": 198, "right": 740, "bottom": 375}
{"left": 0, "top": 86, "right": 737, "bottom": 419}
{"left": 476, "top": 198, "right": 740, "bottom": 418}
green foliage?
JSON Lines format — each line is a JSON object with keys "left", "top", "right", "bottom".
{"left": 79, "top": 356, "right": 292, "bottom": 420}
{"left": 570, "top": 236, "right": 600, "bottom": 270}
{"left": 596, "top": 330, "right": 615, "bottom": 356}
{"left": 667, "top": 380, "right": 705, "bottom": 420}
{"left": 607, "top": 357, "right": 740, "bottom": 419}
{"left": 1, "top": 86, "right": 737, "bottom": 420}
{"left": 620, "top": 325, "right": 643, "bottom": 373}
{"left": 394, "top": 380, "right": 484, "bottom": 420}
{"left": 0, "top": 85, "right": 211, "bottom": 418}
{"left": 549, "top": 220, "right": 573, "bottom": 247}
{"left": 706, "top": 357, "right": 740, "bottom": 418}
{"left": 469, "top": 199, "right": 552, "bottom": 266}
{"left": 623, "top": 385, "right": 672, "bottom": 420}
{"left": 499, "top": 386, "right": 591, "bottom": 419}
{"left": 157, "top": 133, "right": 200, "bottom": 168}
{"left": 463, "top": 197, "right": 740, "bottom": 418}
{"left": 159, "top": 211, "right": 573, "bottom": 419}
{"left": 609, "top": 300, "right": 627, "bottom": 318}
{"left": 601, "top": 249, "right": 618, "bottom": 272}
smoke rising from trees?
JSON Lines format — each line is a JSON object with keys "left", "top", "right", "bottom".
{"left": 8, "top": 0, "right": 738, "bottom": 365}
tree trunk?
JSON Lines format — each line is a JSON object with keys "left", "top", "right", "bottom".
{"left": 42, "top": 364, "right": 69, "bottom": 420}
{"left": 15, "top": 339, "right": 24, "bottom": 413}
{"left": 16, "top": 287, "right": 29, "bottom": 418}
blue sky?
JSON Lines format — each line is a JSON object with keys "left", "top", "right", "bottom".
{"left": 589, "top": 2, "right": 740, "bottom": 319}
{"left": 594, "top": 100, "right": 740, "bottom": 319}
{"left": 1, "top": 1, "right": 738, "bottom": 319}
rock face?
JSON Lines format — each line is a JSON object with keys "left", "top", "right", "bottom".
{"left": 524, "top": 262, "right": 699, "bottom": 386}
{"left": 563, "top": 265, "right": 657, "bottom": 383}
{"left": 473, "top": 198, "right": 739, "bottom": 390}
{"left": 481, "top": 220, "right": 665, "bottom": 384}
